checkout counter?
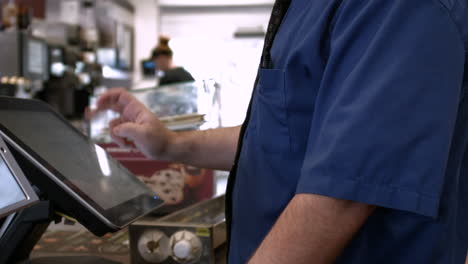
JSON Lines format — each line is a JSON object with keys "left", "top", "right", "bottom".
{"left": 0, "top": 96, "right": 227, "bottom": 264}
{"left": 0, "top": 60, "right": 226, "bottom": 264}
{"left": 0, "top": 26, "right": 226, "bottom": 263}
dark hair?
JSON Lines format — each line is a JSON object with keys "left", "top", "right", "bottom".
{"left": 151, "top": 36, "right": 173, "bottom": 59}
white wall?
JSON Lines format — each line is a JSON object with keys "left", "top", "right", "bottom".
{"left": 160, "top": 5, "right": 272, "bottom": 126}
{"left": 132, "top": 0, "right": 159, "bottom": 81}
{"left": 130, "top": 1, "right": 273, "bottom": 126}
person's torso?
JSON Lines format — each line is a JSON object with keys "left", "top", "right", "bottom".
{"left": 229, "top": 0, "right": 468, "bottom": 263}
{"left": 159, "top": 67, "right": 194, "bottom": 86}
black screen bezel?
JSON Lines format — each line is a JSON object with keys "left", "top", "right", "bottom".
{"left": 0, "top": 135, "right": 39, "bottom": 218}
{"left": 0, "top": 97, "right": 164, "bottom": 229}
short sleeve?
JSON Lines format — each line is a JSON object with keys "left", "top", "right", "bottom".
{"left": 296, "top": 0, "right": 466, "bottom": 217}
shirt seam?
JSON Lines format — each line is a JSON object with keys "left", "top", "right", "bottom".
{"left": 434, "top": 0, "right": 466, "bottom": 47}
{"left": 296, "top": 173, "right": 439, "bottom": 217}
{"left": 299, "top": 172, "right": 439, "bottom": 200}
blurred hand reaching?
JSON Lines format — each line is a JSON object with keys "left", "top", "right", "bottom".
{"left": 89, "top": 88, "right": 175, "bottom": 160}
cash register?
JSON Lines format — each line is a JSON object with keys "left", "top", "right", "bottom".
{"left": 0, "top": 96, "right": 164, "bottom": 264}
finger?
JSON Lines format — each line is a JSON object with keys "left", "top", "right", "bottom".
{"left": 109, "top": 118, "right": 135, "bottom": 147}
{"left": 109, "top": 117, "right": 125, "bottom": 131}
{"left": 87, "top": 89, "right": 129, "bottom": 119}
{"left": 110, "top": 132, "right": 127, "bottom": 147}
{"left": 121, "top": 100, "right": 147, "bottom": 123}
{"left": 110, "top": 132, "right": 135, "bottom": 148}
{"left": 111, "top": 131, "right": 137, "bottom": 148}
{"left": 96, "top": 88, "right": 134, "bottom": 114}
{"left": 84, "top": 107, "right": 92, "bottom": 121}
{"left": 87, "top": 107, "right": 105, "bottom": 120}
{"left": 113, "top": 122, "right": 144, "bottom": 144}
{"left": 97, "top": 89, "right": 148, "bottom": 123}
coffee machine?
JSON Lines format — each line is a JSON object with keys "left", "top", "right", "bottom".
{"left": 39, "top": 44, "right": 82, "bottom": 118}
{"left": 0, "top": 31, "right": 49, "bottom": 99}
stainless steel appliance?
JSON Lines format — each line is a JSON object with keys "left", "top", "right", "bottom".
{"left": 130, "top": 195, "right": 227, "bottom": 264}
{"left": 0, "top": 31, "right": 49, "bottom": 99}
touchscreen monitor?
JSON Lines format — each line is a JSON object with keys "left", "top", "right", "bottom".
{"left": 0, "top": 136, "right": 38, "bottom": 218}
{"left": 0, "top": 97, "right": 163, "bottom": 235}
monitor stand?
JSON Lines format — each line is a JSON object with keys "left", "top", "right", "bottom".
{"left": 0, "top": 196, "right": 121, "bottom": 264}
{"left": 0, "top": 143, "right": 123, "bottom": 264}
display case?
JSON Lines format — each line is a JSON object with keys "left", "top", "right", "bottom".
{"left": 89, "top": 80, "right": 221, "bottom": 142}
{"left": 89, "top": 80, "right": 221, "bottom": 215}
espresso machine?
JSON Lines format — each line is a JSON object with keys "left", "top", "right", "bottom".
{"left": 0, "top": 31, "right": 49, "bottom": 99}
{"left": 39, "top": 44, "right": 81, "bottom": 118}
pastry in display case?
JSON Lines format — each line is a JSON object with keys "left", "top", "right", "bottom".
{"left": 98, "top": 144, "right": 215, "bottom": 215}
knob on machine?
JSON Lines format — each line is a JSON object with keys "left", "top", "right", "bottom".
{"left": 169, "top": 230, "right": 203, "bottom": 263}
{"left": 129, "top": 195, "right": 227, "bottom": 264}
{"left": 137, "top": 230, "right": 171, "bottom": 263}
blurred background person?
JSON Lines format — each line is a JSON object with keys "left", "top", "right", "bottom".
{"left": 152, "top": 36, "right": 194, "bottom": 86}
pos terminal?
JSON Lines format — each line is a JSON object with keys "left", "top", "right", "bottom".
{"left": 0, "top": 136, "right": 38, "bottom": 219}
{"left": 0, "top": 96, "right": 164, "bottom": 263}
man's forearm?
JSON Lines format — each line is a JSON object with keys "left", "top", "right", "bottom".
{"left": 166, "top": 126, "right": 241, "bottom": 170}
{"left": 249, "top": 194, "right": 375, "bottom": 264}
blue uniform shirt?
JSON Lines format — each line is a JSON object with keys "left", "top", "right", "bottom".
{"left": 229, "top": 0, "right": 468, "bottom": 263}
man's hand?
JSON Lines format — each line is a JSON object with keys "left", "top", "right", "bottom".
{"left": 90, "top": 88, "right": 175, "bottom": 160}
{"left": 89, "top": 88, "right": 241, "bottom": 170}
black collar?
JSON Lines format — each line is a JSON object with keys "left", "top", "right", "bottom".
{"left": 224, "top": 0, "right": 293, "bottom": 261}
